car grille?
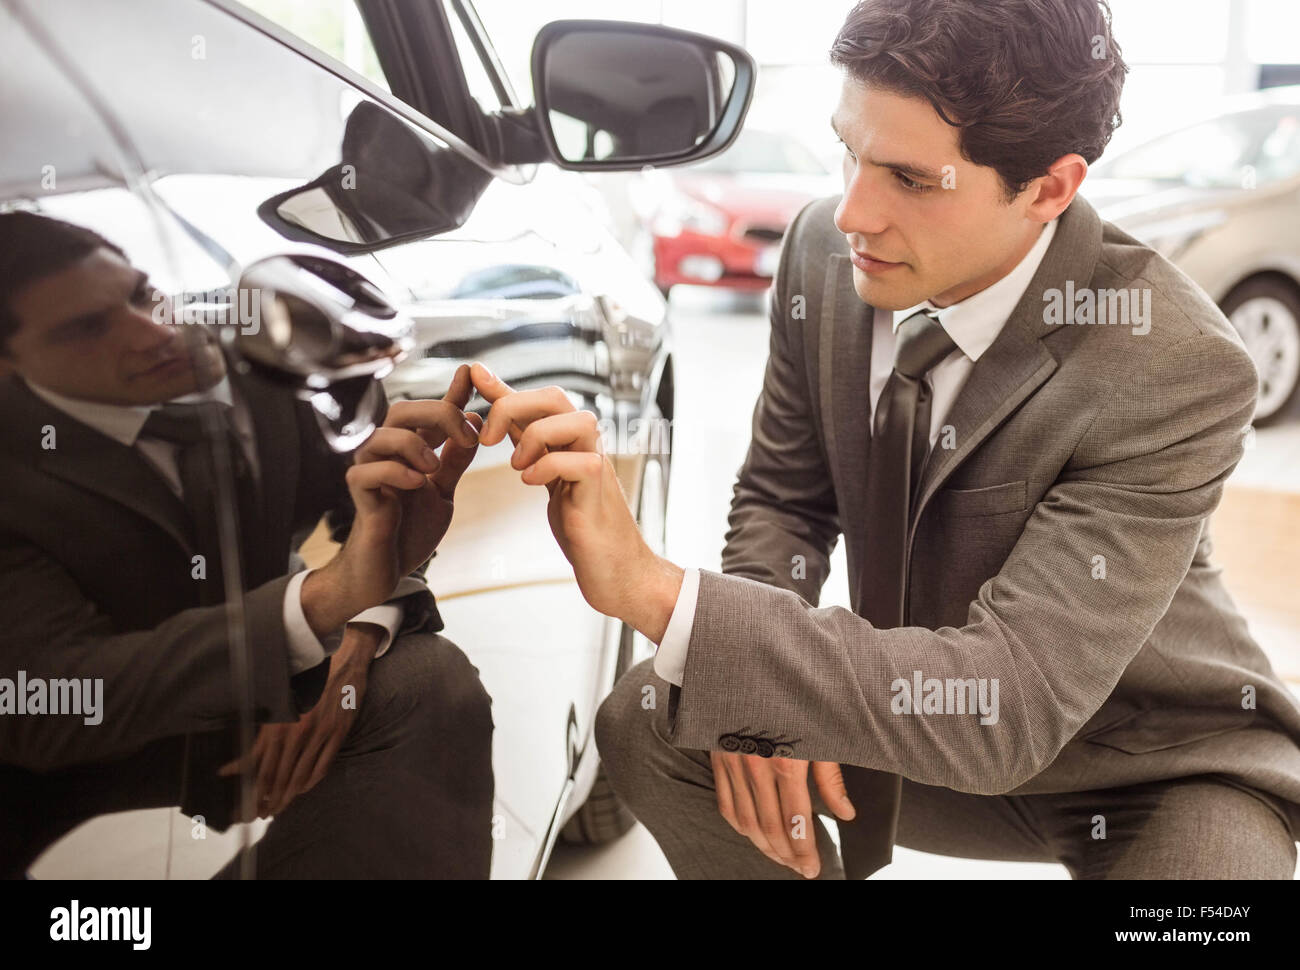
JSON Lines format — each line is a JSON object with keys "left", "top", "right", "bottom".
{"left": 741, "top": 225, "right": 785, "bottom": 244}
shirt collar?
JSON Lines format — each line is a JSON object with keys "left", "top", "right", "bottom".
{"left": 892, "top": 217, "right": 1058, "bottom": 364}
{"left": 25, "top": 376, "right": 235, "bottom": 448}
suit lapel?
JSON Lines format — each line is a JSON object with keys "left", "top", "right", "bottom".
{"left": 8, "top": 381, "right": 197, "bottom": 554}
{"left": 816, "top": 196, "right": 1104, "bottom": 578}
{"left": 820, "top": 253, "right": 875, "bottom": 546}
{"left": 906, "top": 195, "right": 1103, "bottom": 541}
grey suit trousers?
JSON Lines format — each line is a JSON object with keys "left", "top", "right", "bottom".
{"left": 12, "top": 632, "right": 494, "bottom": 879}
{"left": 598, "top": 659, "right": 1297, "bottom": 879}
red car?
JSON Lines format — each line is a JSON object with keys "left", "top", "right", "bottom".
{"left": 636, "top": 129, "right": 837, "bottom": 297}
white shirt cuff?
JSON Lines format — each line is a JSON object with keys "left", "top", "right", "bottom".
{"left": 282, "top": 570, "right": 413, "bottom": 673}
{"left": 653, "top": 567, "right": 699, "bottom": 687}
{"left": 348, "top": 603, "right": 404, "bottom": 659}
{"left": 283, "top": 569, "right": 328, "bottom": 675}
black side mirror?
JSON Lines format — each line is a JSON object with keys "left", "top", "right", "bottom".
{"left": 529, "top": 20, "right": 755, "bottom": 172}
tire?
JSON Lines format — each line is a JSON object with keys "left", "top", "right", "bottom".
{"left": 560, "top": 408, "right": 671, "bottom": 845}
{"left": 1221, "top": 277, "right": 1300, "bottom": 425}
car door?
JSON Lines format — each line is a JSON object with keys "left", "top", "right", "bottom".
{"left": 235, "top": 0, "right": 676, "bottom": 876}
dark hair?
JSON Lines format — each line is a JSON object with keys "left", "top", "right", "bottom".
{"left": 0, "top": 211, "right": 124, "bottom": 354}
{"left": 830, "top": 0, "right": 1127, "bottom": 200}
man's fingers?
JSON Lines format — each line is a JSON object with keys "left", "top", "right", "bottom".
{"left": 277, "top": 732, "right": 326, "bottom": 815}
{"left": 254, "top": 725, "right": 291, "bottom": 813}
{"left": 812, "top": 760, "right": 857, "bottom": 821}
{"left": 442, "top": 362, "right": 473, "bottom": 411}
{"left": 774, "top": 761, "right": 820, "bottom": 878}
{"left": 712, "top": 752, "right": 739, "bottom": 830}
{"left": 304, "top": 730, "right": 349, "bottom": 796}
{"left": 519, "top": 450, "right": 607, "bottom": 492}
{"left": 511, "top": 411, "right": 602, "bottom": 469}
{"left": 718, "top": 753, "right": 783, "bottom": 866}
{"left": 265, "top": 722, "right": 309, "bottom": 816}
{"left": 355, "top": 427, "right": 440, "bottom": 475}
{"left": 345, "top": 460, "right": 430, "bottom": 510}
{"left": 432, "top": 410, "right": 482, "bottom": 499}
{"left": 744, "top": 756, "right": 802, "bottom": 873}
{"left": 469, "top": 361, "right": 514, "bottom": 404}
{"left": 383, "top": 398, "right": 477, "bottom": 450}
{"left": 478, "top": 384, "right": 576, "bottom": 447}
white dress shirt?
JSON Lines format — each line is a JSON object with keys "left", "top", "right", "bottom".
{"left": 26, "top": 377, "right": 406, "bottom": 674}
{"left": 654, "top": 218, "right": 1059, "bottom": 685}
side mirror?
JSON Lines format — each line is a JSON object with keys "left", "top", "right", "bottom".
{"left": 224, "top": 254, "right": 413, "bottom": 451}
{"left": 530, "top": 20, "right": 755, "bottom": 172}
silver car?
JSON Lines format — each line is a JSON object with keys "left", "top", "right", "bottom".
{"left": 1085, "top": 85, "right": 1300, "bottom": 424}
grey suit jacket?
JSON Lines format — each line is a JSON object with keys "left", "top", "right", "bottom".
{"left": 0, "top": 366, "right": 439, "bottom": 774}
{"left": 665, "top": 193, "right": 1300, "bottom": 848}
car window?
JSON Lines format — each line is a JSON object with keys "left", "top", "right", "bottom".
{"left": 1098, "top": 105, "right": 1300, "bottom": 187}
{"left": 444, "top": 0, "right": 516, "bottom": 113}
{"left": 237, "top": 0, "right": 390, "bottom": 91}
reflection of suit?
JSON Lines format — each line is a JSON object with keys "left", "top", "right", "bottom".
{"left": 0, "top": 365, "right": 492, "bottom": 878}
{"left": 599, "top": 194, "right": 1300, "bottom": 878}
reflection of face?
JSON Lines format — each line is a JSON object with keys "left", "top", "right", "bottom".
{"left": 831, "top": 78, "right": 1045, "bottom": 311}
{"left": 3, "top": 247, "right": 224, "bottom": 405}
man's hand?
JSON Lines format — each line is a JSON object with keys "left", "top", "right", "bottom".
{"left": 302, "top": 365, "right": 481, "bottom": 635}
{"left": 712, "top": 755, "right": 856, "bottom": 878}
{"left": 469, "top": 362, "right": 681, "bottom": 641}
{"left": 219, "top": 623, "right": 382, "bottom": 818}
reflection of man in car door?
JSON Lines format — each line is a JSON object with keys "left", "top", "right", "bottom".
{"left": 0, "top": 212, "right": 493, "bottom": 878}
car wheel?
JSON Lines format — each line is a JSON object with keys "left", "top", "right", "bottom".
{"left": 560, "top": 409, "right": 671, "bottom": 845}
{"left": 1222, "top": 278, "right": 1300, "bottom": 425}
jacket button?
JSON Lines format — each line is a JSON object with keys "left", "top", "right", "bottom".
{"left": 773, "top": 743, "right": 795, "bottom": 758}
{"left": 719, "top": 734, "right": 741, "bottom": 752}
{"left": 755, "top": 740, "right": 775, "bottom": 758}
{"left": 739, "top": 737, "right": 758, "bottom": 755}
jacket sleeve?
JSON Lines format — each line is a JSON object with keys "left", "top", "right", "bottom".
{"left": 0, "top": 533, "right": 296, "bottom": 773}
{"left": 719, "top": 201, "right": 841, "bottom": 605}
{"left": 667, "top": 328, "right": 1259, "bottom": 796}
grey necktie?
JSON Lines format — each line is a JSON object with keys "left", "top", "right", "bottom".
{"left": 841, "top": 308, "right": 958, "bottom": 879}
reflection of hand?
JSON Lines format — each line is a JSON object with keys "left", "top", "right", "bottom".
{"left": 710, "top": 755, "right": 855, "bottom": 879}
{"left": 301, "top": 365, "right": 480, "bottom": 636}
{"left": 469, "top": 362, "right": 682, "bottom": 643}
{"left": 219, "top": 624, "right": 381, "bottom": 818}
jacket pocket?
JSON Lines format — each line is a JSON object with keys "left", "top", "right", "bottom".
{"left": 937, "top": 479, "right": 1027, "bottom": 517}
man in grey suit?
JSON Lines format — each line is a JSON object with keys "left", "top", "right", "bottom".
{"left": 0, "top": 212, "right": 493, "bottom": 877}
{"left": 467, "top": 0, "right": 1300, "bottom": 879}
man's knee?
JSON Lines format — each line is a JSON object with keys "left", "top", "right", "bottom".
{"left": 349, "top": 632, "right": 493, "bottom": 753}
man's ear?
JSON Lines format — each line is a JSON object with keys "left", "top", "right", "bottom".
{"left": 1025, "top": 153, "right": 1088, "bottom": 222}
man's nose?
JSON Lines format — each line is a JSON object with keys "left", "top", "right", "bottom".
{"left": 123, "top": 304, "right": 178, "bottom": 351}
{"left": 835, "top": 170, "right": 889, "bottom": 240}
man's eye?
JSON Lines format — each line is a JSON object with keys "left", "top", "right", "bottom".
{"left": 836, "top": 137, "right": 856, "bottom": 161}
{"left": 894, "top": 171, "right": 930, "bottom": 193}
